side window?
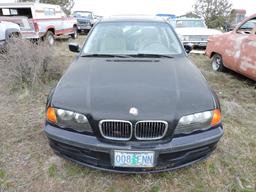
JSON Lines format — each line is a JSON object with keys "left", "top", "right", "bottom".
{"left": 44, "top": 8, "right": 55, "bottom": 16}
{"left": 10, "top": 9, "right": 18, "bottom": 15}
{"left": 2, "top": 8, "right": 18, "bottom": 16}
{"left": 2, "top": 8, "right": 10, "bottom": 15}
{"left": 60, "top": 8, "right": 66, "bottom": 17}
{"left": 0, "top": 8, "right": 33, "bottom": 18}
{"left": 237, "top": 18, "right": 256, "bottom": 34}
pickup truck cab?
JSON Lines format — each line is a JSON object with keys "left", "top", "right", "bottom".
{"left": 0, "top": 20, "right": 20, "bottom": 49}
{"left": 0, "top": 2, "right": 78, "bottom": 45}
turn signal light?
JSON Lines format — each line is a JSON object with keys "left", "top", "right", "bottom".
{"left": 47, "top": 107, "right": 57, "bottom": 123}
{"left": 211, "top": 109, "right": 221, "bottom": 126}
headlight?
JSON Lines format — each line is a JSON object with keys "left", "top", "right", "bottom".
{"left": 174, "top": 109, "right": 221, "bottom": 135}
{"left": 179, "top": 35, "right": 190, "bottom": 41}
{"left": 46, "top": 107, "right": 93, "bottom": 133}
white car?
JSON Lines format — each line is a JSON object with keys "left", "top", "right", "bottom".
{"left": 0, "top": 20, "right": 20, "bottom": 48}
{"left": 169, "top": 18, "right": 222, "bottom": 50}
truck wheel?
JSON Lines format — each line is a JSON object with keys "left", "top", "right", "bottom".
{"left": 71, "top": 26, "right": 78, "bottom": 39}
{"left": 212, "top": 54, "right": 225, "bottom": 72}
{"left": 8, "top": 32, "right": 20, "bottom": 39}
{"left": 44, "top": 31, "right": 55, "bottom": 46}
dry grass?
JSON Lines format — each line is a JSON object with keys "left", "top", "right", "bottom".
{"left": 0, "top": 37, "right": 255, "bottom": 192}
{"left": 0, "top": 39, "right": 51, "bottom": 90}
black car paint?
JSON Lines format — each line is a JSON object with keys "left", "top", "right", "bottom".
{"left": 45, "top": 124, "right": 222, "bottom": 173}
{"left": 45, "top": 16, "right": 223, "bottom": 172}
{"left": 50, "top": 56, "right": 216, "bottom": 133}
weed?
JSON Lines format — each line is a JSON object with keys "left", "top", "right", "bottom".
{"left": 48, "top": 164, "right": 57, "bottom": 177}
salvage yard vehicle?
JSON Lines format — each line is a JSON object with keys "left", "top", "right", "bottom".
{"left": 44, "top": 16, "right": 223, "bottom": 173}
{"left": 171, "top": 17, "right": 222, "bottom": 52}
{"left": 0, "top": 19, "right": 20, "bottom": 49}
{"left": 206, "top": 14, "right": 256, "bottom": 81}
{"left": 0, "top": 16, "right": 34, "bottom": 40}
{"left": 0, "top": 2, "right": 78, "bottom": 45}
{"left": 72, "top": 11, "right": 95, "bottom": 34}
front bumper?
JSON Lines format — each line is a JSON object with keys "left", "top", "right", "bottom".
{"left": 77, "top": 25, "right": 91, "bottom": 30}
{"left": 183, "top": 41, "right": 208, "bottom": 50}
{"left": 44, "top": 125, "right": 223, "bottom": 173}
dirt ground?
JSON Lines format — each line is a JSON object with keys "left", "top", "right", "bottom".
{"left": 0, "top": 36, "right": 255, "bottom": 192}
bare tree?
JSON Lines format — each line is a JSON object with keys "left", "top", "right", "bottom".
{"left": 193, "top": 0, "right": 232, "bottom": 28}
{"left": 17, "top": 0, "right": 74, "bottom": 15}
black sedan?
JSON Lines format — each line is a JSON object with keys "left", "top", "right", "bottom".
{"left": 44, "top": 16, "right": 223, "bottom": 173}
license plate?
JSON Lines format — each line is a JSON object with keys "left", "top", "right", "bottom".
{"left": 114, "top": 150, "right": 155, "bottom": 168}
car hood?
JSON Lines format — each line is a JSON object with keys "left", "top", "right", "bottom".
{"left": 176, "top": 27, "right": 222, "bottom": 36}
{"left": 52, "top": 57, "right": 215, "bottom": 121}
{"left": 1, "top": 21, "right": 20, "bottom": 30}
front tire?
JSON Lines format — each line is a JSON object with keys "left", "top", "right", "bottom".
{"left": 44, "top": 31, "right": 55, "bottom": 46}
{"left": 71, "top": 26, "right": 78, "bottom": 39}
{"left": 212, "top": 54, "right": 225, "bottom": 72}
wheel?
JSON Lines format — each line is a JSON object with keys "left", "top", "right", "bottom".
{"left": 211, "top": 54, "right": 225, "bottom": 72}
{"left": 71, "top": 26, "right": 78, "bottom": 39}
{"left": 44, "top": 31, "right": 55, "bottom": 46}
{"left": 8, "top": 32, "right": 20, "bottom": 39}
{"left": 7, "top": 32, "right": 21, "bottom": 43}
{"left": 84, "top": 29, "right": 90, "bottom": 35}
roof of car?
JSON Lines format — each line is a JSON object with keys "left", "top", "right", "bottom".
{"left": 73, "top": 11, "right": 92, "bottom": 13}
{"left": 175, "top": 17, "right": 204, "bottom": 21}
{"left": 100, "top": 15, "right": 167, "bottom": 23}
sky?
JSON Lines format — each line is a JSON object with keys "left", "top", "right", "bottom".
{"left": 71, "top": 0, "right": 256, "bottom": 16}
{"left": 1, "top": 0, "right": 256, "bottom": 17}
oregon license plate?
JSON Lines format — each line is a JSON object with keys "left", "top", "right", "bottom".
{"left": 114, "top": 150, "right": 155, "bottom": 167}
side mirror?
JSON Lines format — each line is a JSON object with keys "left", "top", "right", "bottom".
{"left": 184, "top": 44, "right": 193, "bottom": 54}
{"left": 69, "top": 43, "right": 80, "bottom": 53}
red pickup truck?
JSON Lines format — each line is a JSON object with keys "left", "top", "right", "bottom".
{"left": 0, "top": 2, "right": 78, "bottom": 45}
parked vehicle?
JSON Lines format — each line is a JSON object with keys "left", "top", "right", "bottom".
{"left": 72, "top": 11, "right": 95, "bottom": 33}
{"left": 170, "top": 17, "right": 222, "bottom": 51}
{"left": 0, "top": 20, "right": 20, "bottom": 49}
{"left": 94, "top": 15, "right": 103, "bottom": 21}
{"left": 156, "top": 13, "right": 176, "bottom": 20}
{"left": 44, "top": 16, "right": 223, "bottom": 173}
{"left": 0, "top": 16, "right": 34, "bottom": 40}
{"left": 206, "top": 14, "right": 256, "bottom": 81}
{"left": 0, "top": 2, "right": 78, "bottom": 45}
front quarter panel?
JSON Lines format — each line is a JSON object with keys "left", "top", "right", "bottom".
{"left": 206, "top": 33, "right": 227, "bottom": 58}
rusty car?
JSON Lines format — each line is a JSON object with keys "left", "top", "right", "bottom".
{"left": 205, "top": 14, "right": 256, "bottom": 81}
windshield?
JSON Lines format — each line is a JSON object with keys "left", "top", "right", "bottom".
{"left": 176, "top": 20, "right": 206, "bottom": 28}
{"left": 240, "top": 19, "right": 256, "bottom": 29}
{"left": 73, "top": 12, "right": 92, "bottom": 19}
{"left": 83, "top": 22, "right": 183, "bottom": 55}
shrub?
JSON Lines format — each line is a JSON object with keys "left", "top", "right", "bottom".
{"left": 0, "top": 38, "right": 61, "bottom": 89}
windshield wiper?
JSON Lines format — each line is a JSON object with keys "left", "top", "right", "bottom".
{"left": 128, "top": 53, "right": 174, "bottom": 58}
{"left": 81, "top": 53, "right": 131, "bottom": 58}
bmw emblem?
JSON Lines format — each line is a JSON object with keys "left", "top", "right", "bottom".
{"left": 129, "top": 107, "right": 138, "bottom": 116}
